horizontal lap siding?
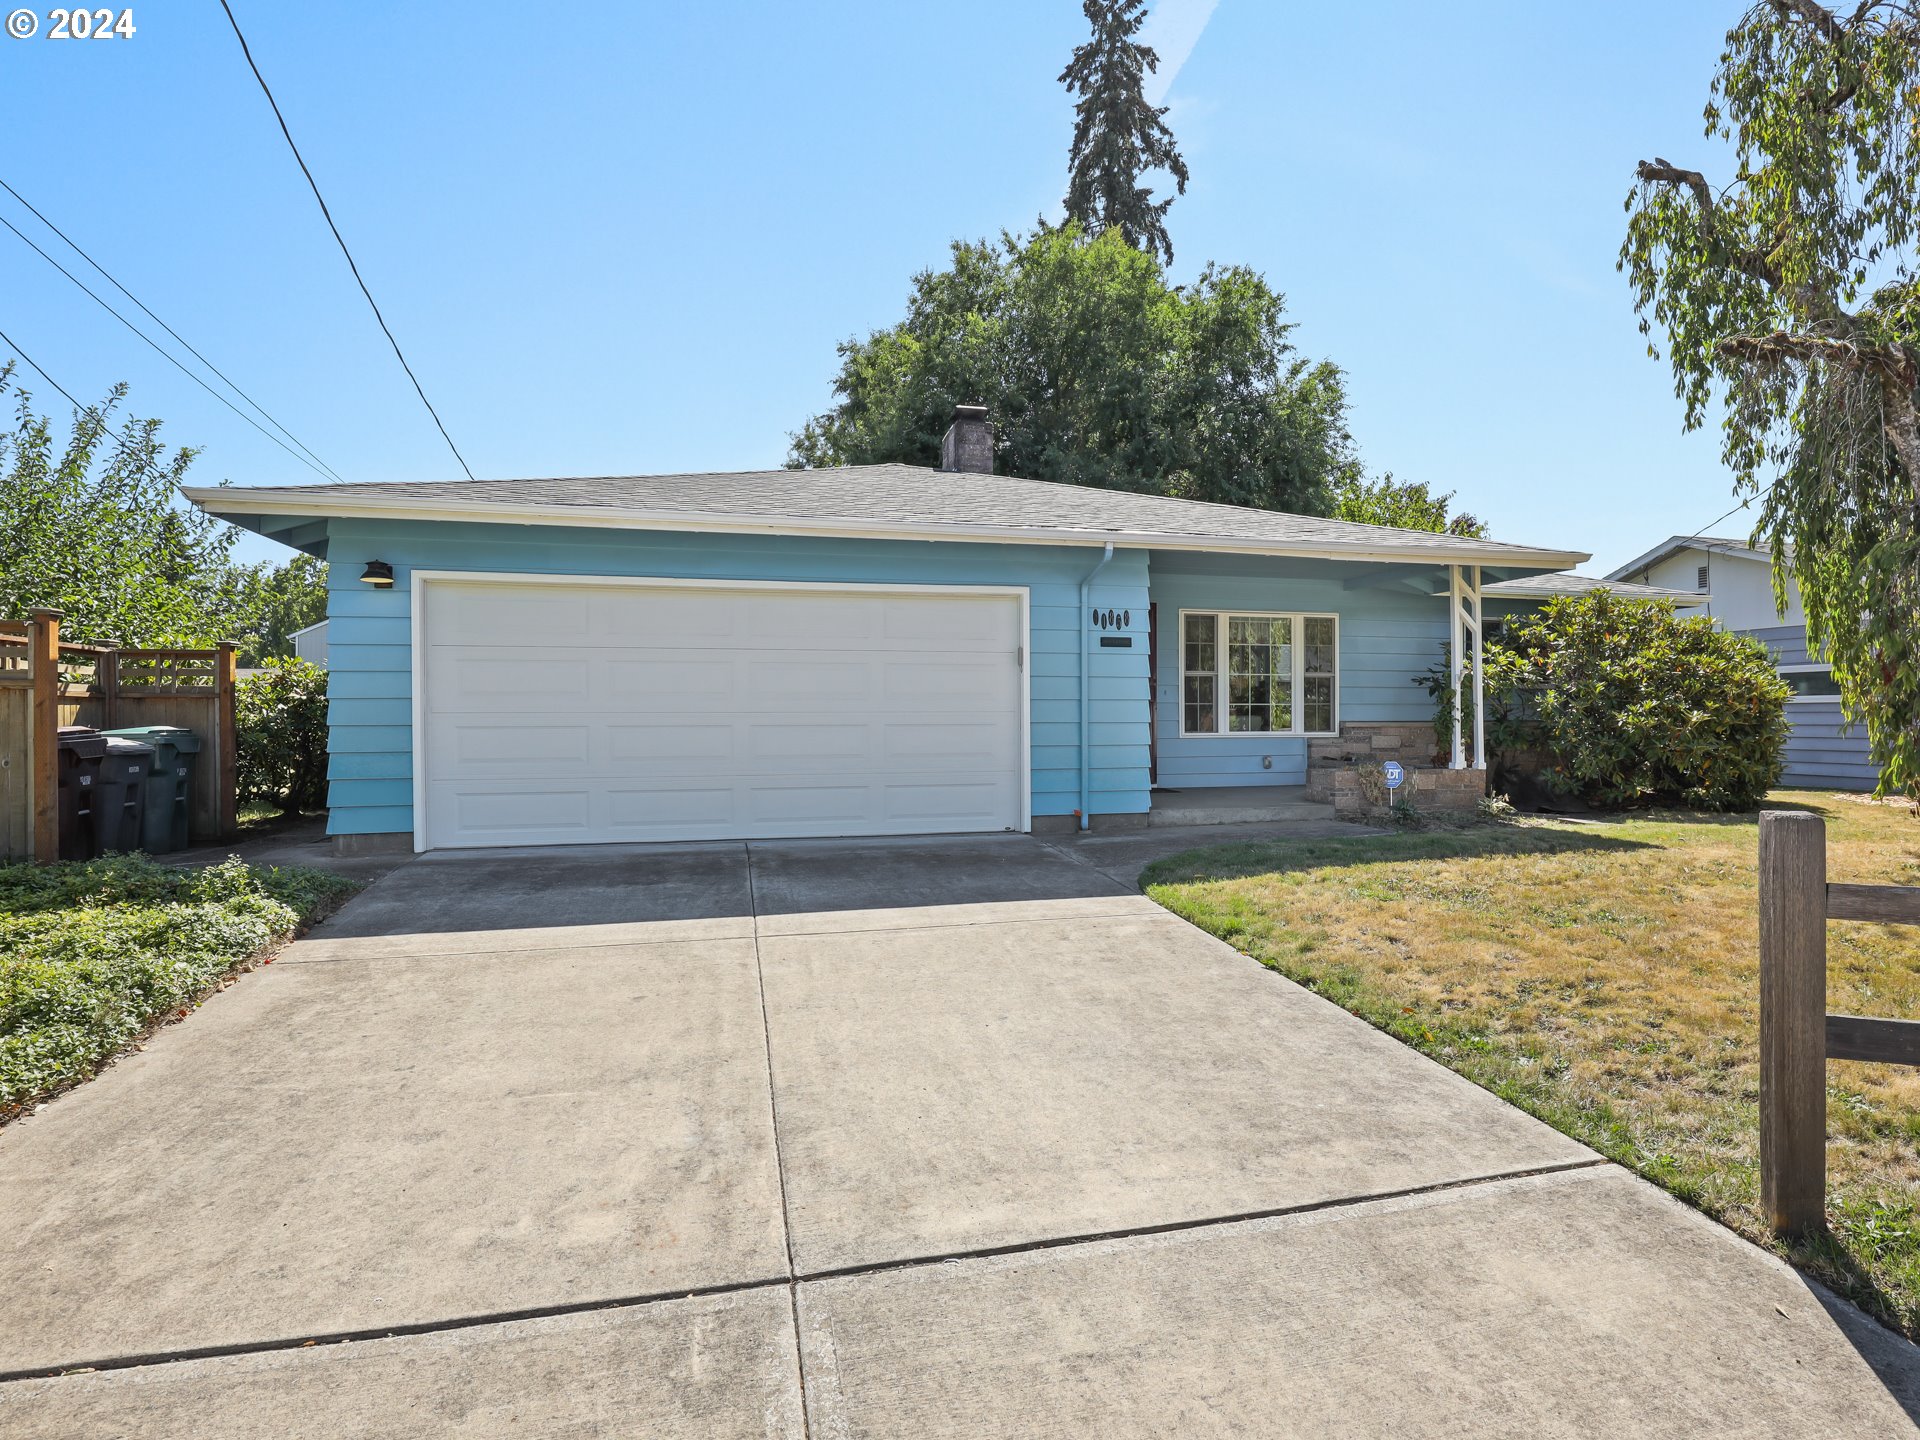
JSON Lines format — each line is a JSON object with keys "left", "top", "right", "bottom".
{"left": 1151, "top": 569, "right": 1445, "bottom": 789}
{"left": 321, "top": 521, "right": 1150, "bottom": 836}
{"left": 1780, "top": 699, "right": 1880, "bottom": 789}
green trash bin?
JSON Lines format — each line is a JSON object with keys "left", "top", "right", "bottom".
{"left": 100, "top": 726, "right": 201, "bottom": 853}
{"left": 94, "top": 736, "right": 153, "bottom": 854}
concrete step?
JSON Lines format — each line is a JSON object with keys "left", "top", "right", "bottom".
{"left": 1147, "top": 787, "right": 1337, "bottom": 828}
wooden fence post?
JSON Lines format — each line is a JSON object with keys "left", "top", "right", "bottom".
{"left": 1759, "top": 809, "right": 1828, "bottom": 1237}
{"left": 27, "top": 609, "right": 60, "bottom": 864}
{"left": 216, "top": 641, "right": 239, "bottom": 839}
{"left": 97, "top": 641, "right": 120, "bottom": 729}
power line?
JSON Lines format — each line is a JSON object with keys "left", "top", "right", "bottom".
{"left": 216, "top": 0, "right": 477, "bottom": 481}
{"left": 0, "top": 211, "right": 338, "bottom": 482}
{"left": 0, "top": 176, "right": 344, "bottom": 483}
{"left": 0, "top": 325, "right": 83, "bottom": 411}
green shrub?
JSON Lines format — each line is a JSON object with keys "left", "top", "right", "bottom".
{"left": 1484, "top": 592, "right": 1790, "bottom": 811}
{"left": 0, "top": 853, "right": 357, "bottom": 1112}
{"left": 236, "top": 657, "right": 329, "bottom": 814}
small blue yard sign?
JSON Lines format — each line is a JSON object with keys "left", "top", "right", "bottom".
{"left": 1382, "top": 761, "right": 1405, "bottom": 791}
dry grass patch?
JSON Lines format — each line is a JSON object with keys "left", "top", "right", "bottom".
{"left": 1143, "top": 791, "right": 1920, "bottom": 1339}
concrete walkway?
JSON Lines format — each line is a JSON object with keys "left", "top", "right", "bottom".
{"left": 2, "top": 834, "right": 1916, "bottom": 1436}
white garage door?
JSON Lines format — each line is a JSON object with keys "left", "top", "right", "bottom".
{"left": 418, "top": 579, "right": 1026, "bottom": 849}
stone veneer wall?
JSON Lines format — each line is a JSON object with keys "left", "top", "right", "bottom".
{"left": 1308, "top": 721, "right": 1485, "bottom": 815}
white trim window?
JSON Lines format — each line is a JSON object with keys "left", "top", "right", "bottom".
{"left": 1778, "top": 663, "right": 1843, "bottom": 700}
{"left": 1180, "top": 610, "right": 1338, "bottom": 737}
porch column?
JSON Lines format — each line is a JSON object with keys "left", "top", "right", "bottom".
{"left": 1470, "top": 564, "right": 1486, "bottom": 771}
{"left": 1448, "top": 565, "right": 1466, "bottom": 769}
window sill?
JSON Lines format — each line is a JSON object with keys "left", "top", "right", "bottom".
{"left": 1177, "top": 730, "right": 1340, "bottom": 741}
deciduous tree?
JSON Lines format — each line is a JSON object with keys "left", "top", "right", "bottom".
{"left": 0, "top": 370, "right": 243, "bottom": 645}
{"left": 790, "top": 225, "right": 1357, "bottom": 516}
{"left": 1622, "top": 0, "right": 1920, "bottom": 795}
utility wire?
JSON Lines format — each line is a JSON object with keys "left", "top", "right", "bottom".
{"left": 0, "top": 324, "right": 83, "bottom": 411}
{"left": 216, "top": 0, "right": 477, "bottom": 481}
{"left": 0, "top": 176, "right": 344, "bottom": 482}
{"left": 0, "top": 212, "right": 338, "bottom": 481}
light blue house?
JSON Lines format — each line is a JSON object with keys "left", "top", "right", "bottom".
{"left": 188, "top": 409, "right": 1584, "bottom": 853}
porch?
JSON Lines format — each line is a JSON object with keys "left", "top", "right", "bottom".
{"left": 1135, "top": 550, "right": 1494, "bottom": 822}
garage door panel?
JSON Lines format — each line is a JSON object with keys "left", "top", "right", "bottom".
{"left": 605, "top": 724, "right": 738, "bottom": 765}
{"left": 450, "top": 723, "right": 593, "bottom": 767}
{"left": 422, "top": 582, "right": 1024, "bottom": 848}
{"left": 605, "top": 785, "right": 740, "bottom": 829}
{"left": 747, "top": 722, "right": 873, "bottom": 763}
{"left": 438, "top": 654, "right": 591, "bottom": 704}
{"left": 883, "top": 658, "right": 1012, "bottom": 706}
{"left": 594, "top": 590, "right": 741, "bottom": 644}
{"left": 880, "top": 597, "right": 1013, "bottom": 646}
{"left": 436, "top": 589, "right": 591, "bottom": 644}
{"left": 743, "top": 658, "right": 873, "bottom": 708}
{"left": 882, "top": 721, "right": 1017, "bottom": 766}
{"left": 445, "top": 785, "right": 593, "bottom": 835}
{"left": 604, "top": 657, "right": 738, "bottom": 703}
{"left": 747, "top": 783, "right": 875, "bottom": 824}
{"left": 884, "top": 780, "right": 1014, "bottom": 822}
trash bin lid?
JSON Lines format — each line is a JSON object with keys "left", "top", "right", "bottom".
{"left": 101, "top": 736, "right": 156, "bottom": 758}
{"left": 101, "top": 725, "right": 201, "bottom": 753}
{"left": 56, "top": 727, "right": 108, "bottom": 760}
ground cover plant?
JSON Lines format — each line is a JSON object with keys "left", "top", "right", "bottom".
{"left": 1143, "top": 793, "right": 1920, "bottom": 1339}
{"left": 0, "top": 853, "right": 357, "bottom": 1117}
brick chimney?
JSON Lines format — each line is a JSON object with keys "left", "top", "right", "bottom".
{"left": 938, "top": 404, "right": 994, "bottom": 474}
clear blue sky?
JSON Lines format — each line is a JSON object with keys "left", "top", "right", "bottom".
{"left": 3, "top": 1, "right": 1740, "bottom": 574}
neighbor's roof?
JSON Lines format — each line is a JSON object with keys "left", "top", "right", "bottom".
{"left": 1482, "top": 572, "right": 1707, "bottom": 606}
{"left": 1604, "top": 534, "right": 1781, "bottom": 582}
{"left": 184, "top": 464, "right": 1587, "bottom": 570}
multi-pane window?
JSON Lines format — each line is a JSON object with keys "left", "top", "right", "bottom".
{"left": 1180, "top": 611, "right": 1338, "bottom": 736}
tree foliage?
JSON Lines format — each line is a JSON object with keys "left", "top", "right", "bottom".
{"left": 1485, "top": 593, "right": 1791, "bottom": 811}
{"left": 790, "top": 225, "right": 1357, "bottom": 515}
{"left": 235, "top": 658, "right": 329, "bottom": 815}
{"left": 232, "top": 554, "right": 328, "bottom": 667}
{"left": 1060, "top": 0, "right": 1189, "bottom": 265}
{"left": 0, "top": 370, "right": 321, "bottom": 661}
{"left": 1332, "top": 473, "right": 1487, "bottom": 536}
{"left": 0, "top": 369, "right": 242, "bottom": 646}
{"left": 1621, "top": 0, "right": 1920, "bottom": 796}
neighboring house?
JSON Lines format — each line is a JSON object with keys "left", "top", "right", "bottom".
{"left": 1480, "top": 571, "right": 1705, "bottom": 627}
{"left": 290, "top": 619, "right": 329, "bottom": 667}
{"left": 184, "top": 408, "right": 1585, "bottom": 854}
{"left": 1607, "top": 535, "right": 1878, "bottom": 790}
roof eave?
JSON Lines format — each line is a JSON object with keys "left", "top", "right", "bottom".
{"left": 182, "top": 487, "right": 1588, "bottom": 571}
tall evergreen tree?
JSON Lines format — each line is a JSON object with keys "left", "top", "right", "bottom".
{"left": 1060, "top": 0, "right": 1189, "bottom": 266}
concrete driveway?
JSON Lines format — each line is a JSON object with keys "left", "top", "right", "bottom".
{"left": 2, "top": 834, "right": 1916, "bottom": 1436}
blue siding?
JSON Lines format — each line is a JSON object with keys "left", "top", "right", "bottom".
{"left": 320, "top": 520, "right": 1149, "bottom": 837}
{"left": 1149, "top": 558, "right": 1446, "bottom": 790}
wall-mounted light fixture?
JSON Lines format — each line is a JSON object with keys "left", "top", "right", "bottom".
{"left": 359, "top": 560, "right": 395, "bottom": 588}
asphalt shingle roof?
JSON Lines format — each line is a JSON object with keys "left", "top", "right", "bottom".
{"left": 1483, "top": 572, "right": 1704, "bottom": 602}
{"left": 187, "top": 463, "right": 1586, "bottom": 566}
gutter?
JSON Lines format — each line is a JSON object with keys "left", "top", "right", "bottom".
{"left": 1078, "top": 542, "right": 1115, "bottom": 833}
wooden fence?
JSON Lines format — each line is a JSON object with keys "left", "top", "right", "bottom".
{"left": 1758, "top": 809, "right": 1920, "bottom": 1237}
{"left": 0, "top": 610, "right": 238, "bottom": 862}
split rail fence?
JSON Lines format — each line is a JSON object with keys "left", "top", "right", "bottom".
{"left": 1758, "top": 809, "right": 1920, "bottom": 1237}
{"left": 0, "top": 609, "right": 238, "bottom": 862}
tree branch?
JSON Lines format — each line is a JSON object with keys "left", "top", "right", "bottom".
{"left": 1717, "top": 329, "right": 1916, "bottom": 387}
{"left": 1636, "top": 159, "right": 1787, "bottom": 288}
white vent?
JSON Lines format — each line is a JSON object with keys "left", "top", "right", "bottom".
{"left": 1696, "top": 563, "right": 1710, "bottom": 592}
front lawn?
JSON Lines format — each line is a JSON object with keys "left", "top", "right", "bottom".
{"left": 1142, "top": 791, "right": 1920, "bottom": 1341}
{"left": 1, "top": 854, "right": 359, "bottom": 1119}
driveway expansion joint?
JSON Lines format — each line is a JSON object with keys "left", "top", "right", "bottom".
{"left": 0, "top": 1157, "right": 1614, "bottom": 1387}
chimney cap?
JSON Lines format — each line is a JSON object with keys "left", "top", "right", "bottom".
{"left": 951, "top": 403, "right": 989, "bottom": 421}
